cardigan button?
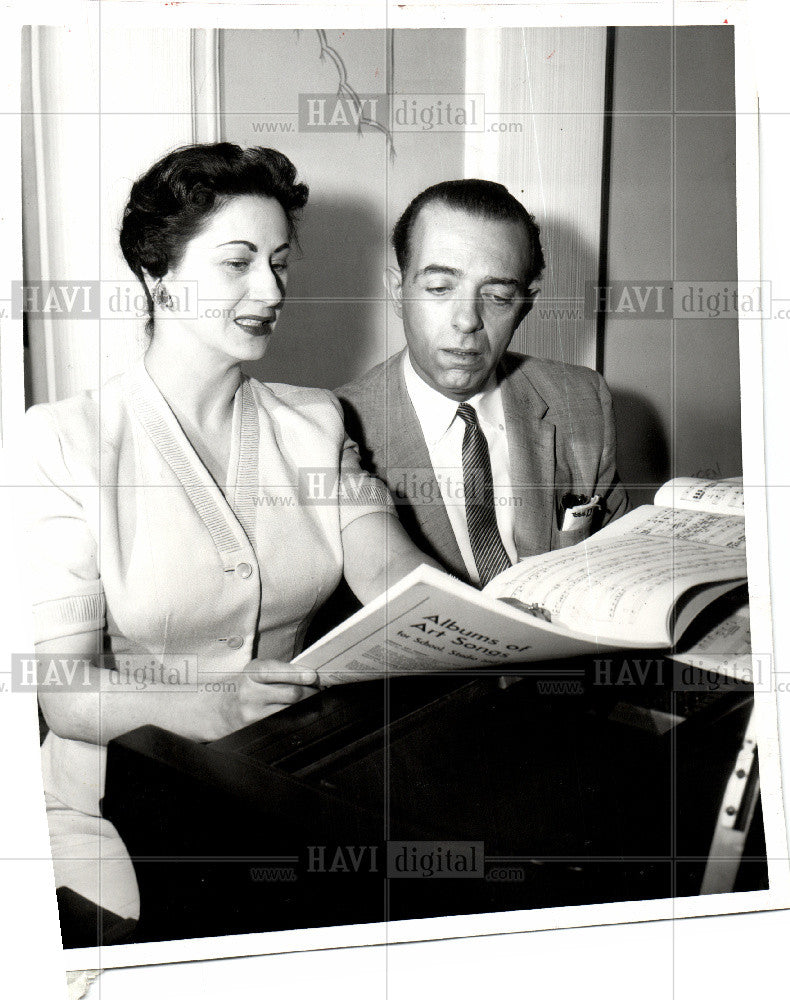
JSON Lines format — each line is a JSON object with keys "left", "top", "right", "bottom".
{"left": 226, "top": 636, "right": 244, "bottom": 650}
{"left": 236, "top": 562, "right": 253, "bottom": 579}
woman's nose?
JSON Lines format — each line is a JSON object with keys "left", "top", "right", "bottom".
{"left": 247, "top": 263, "right": 285, "bottom": 307}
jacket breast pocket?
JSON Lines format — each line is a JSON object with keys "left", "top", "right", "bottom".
{"left": 555, "top": 522, "right": 593, "bottom": 549}
{"left": 552, "top": 506, "right": 596, "bottom": 549}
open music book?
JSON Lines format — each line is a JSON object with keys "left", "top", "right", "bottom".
{"left": 295, "top": 477, "right": 748, "bottom": 686}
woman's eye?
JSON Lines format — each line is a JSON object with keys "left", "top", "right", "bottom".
{"left": 272, "top": 261, "right": 289, "bottom": 274}
{"left": 224, "top": 259, "right": 250, "bottom": 271}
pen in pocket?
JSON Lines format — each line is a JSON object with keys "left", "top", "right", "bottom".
{"left": 560, "top": 493, "right": 600, "bottom": 531}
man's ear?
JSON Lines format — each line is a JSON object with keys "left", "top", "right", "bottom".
{"left": 383, "top": 265, "right": 404, "bottom": 319}
{"left": 516, "top": 286, "right": 539, "bottom": 326}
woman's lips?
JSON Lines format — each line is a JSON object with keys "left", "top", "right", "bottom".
{"left": 234, "top": 315, "right": 275, "bottom": 335}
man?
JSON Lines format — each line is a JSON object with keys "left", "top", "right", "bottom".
{"left": 337, "top": 178, "right": 628, "bottom": 588}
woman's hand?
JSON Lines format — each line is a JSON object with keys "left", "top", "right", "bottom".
{"left": 35, "top": 633, "right": 320, "bottom": 745}
{"left": 205, "top": 659, "right": 320, "bottom": 741}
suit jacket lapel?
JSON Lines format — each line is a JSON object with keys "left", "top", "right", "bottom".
{"left": 501, "top": 363, "right": 557, "bottom": 559}
{"left": 383, "top": 353, "right": 468, "bottom": 580}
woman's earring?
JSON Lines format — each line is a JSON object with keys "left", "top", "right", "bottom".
{"left": 153, "top": 279, "right": 174, "bottom": 311}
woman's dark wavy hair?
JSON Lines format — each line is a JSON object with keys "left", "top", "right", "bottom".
{"left": 119, "top": 143, "right": 309, "bottom": 335}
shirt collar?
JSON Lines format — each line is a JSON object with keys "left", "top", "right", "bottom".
{"left": 402, "top": 351, "right": 503, "bottom": 446}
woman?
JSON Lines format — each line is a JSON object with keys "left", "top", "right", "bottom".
{"left": 23, "top": 143, "right": 436, "bottom": 944}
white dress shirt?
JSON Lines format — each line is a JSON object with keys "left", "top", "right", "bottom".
{"left": 403, "top": 352, "right": 518, "bottom": 585}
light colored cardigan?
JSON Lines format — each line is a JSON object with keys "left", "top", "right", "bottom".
{"left": 21, "top": 360, "right": 394, "bottom": 816}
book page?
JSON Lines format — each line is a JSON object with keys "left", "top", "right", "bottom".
{"left": 484, "top": 506, "right": 747, "bottom": 645}
{"left": 621, "top": 505, "right": 746, "bottom": 549}
{"left": 672, "top": 598, "right": 753, "bottom": 681}
{"left": 653, "top": 476, "right": 744, "bottom": 515}
{"left": 293, "top": 565, "right": 627, "bottom": 687}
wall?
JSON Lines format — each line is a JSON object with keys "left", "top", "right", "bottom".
{"left": 220, "top": 28, "right": 466, "bottom": 389}
{"left": 465, "top": 26, "right": 608, "bottom": 370}
{"left": 23, "top": 25, "right": 739, "bottom": 502}
{"left": 223, "top": 27, "right": 741, "bottom": 510}
{"left": 22, "top": 27, "right": 219, "bottom": 406}
{"left": 603, "top": 26, "right": 740, "bottom": 506}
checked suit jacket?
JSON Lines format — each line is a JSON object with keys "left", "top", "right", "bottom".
{"left": 336, "top": 349, "right": 629, "bottom": 585}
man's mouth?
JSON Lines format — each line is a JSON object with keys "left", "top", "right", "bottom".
{"left": 234, "top": 314, "right": 276, "bottom": 335}
{"left": 442, "top": 348, "right": 482, "bottom": 364}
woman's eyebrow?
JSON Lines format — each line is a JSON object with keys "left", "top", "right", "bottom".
{"left": 214, "top": 240, "right": 291, "bottom": 254}
{"left": 215, "top": 240, "right": 258, "bottom": 251}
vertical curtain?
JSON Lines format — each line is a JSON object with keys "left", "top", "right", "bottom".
{"left": 0, "top": 25, "right": 23, "bottom": 444}
{"left": 464, "top": 27, "right": 609, "bottom": 370}
{"left": 22, "top": 26, "right": 221, "bottom": 404}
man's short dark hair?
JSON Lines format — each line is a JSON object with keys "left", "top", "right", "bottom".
{"left": 391, "top": 179, "right": 545, "bottom": 286}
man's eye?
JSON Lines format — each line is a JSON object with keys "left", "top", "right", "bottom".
{"left": 425, "top": 285, "right": 449, "bottom": 295}
{"left": 484, "top": 292, "right": 515, "bottom": 306}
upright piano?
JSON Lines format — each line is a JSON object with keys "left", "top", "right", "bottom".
{"left": 103, "top": 651, "right": 766, "bottom": 945}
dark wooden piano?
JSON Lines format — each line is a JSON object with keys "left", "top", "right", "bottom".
{"left": 102, "top": 649, "right": 766, "bottom": 945}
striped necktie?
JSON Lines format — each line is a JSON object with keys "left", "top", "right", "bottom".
{"left": 456, "top": 402, "right": 512, "bottom": 587}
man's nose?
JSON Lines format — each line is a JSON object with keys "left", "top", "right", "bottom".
{"left": 451, "top": 293, "right": 483, "bottom": 334}
{"left": 247, "top": 263, "right": 285, "bottom": 307}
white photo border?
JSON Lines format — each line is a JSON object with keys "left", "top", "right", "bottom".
{"left": 1, "top": 0, "right": 788, "bottom": 986}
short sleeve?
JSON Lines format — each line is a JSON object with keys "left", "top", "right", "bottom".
{"left": 337, "top": 432, "right": 397, "bottom": 533}
{"left": 17, "top": 404, "right": 105, "bottom": 644}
